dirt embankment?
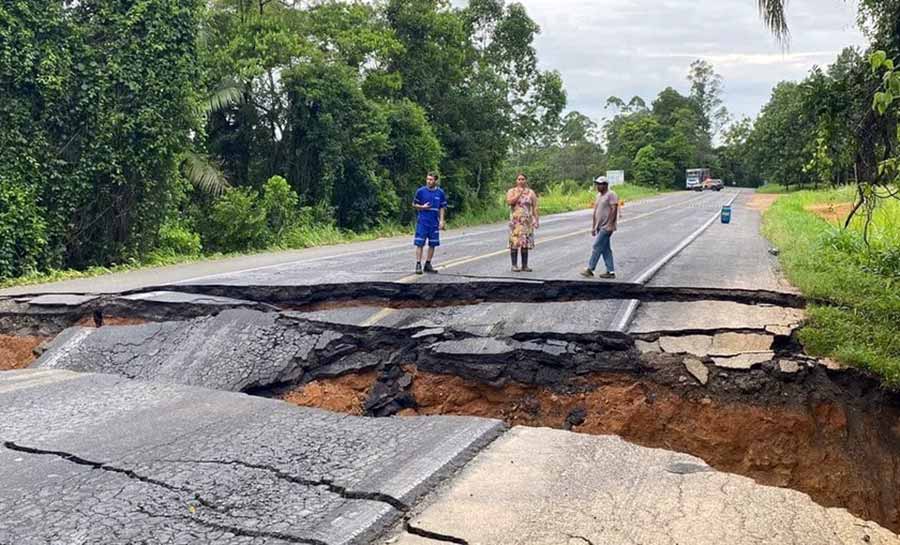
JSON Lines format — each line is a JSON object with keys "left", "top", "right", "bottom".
{"left": 747, "top": 193, "right": 781, "bottom": 212}
{"left": 0, "top": 335, "right": 48, "bottom": 371}
{"left": 805, "top": 202, "right": 855, "bottom": 224}
{"left": 283, "top": 367, "right": 900, "bottom": 533}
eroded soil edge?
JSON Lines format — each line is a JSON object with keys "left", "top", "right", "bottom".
{"left": 284, "top": 360, "right": 900, "bottom": 534}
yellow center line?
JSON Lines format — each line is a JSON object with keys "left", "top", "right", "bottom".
{"left": 360, "top": 307, "right": 399, "bottom": 327}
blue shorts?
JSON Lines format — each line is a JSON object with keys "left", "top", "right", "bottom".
{"left": 414, "top": 223, "right": 440, "bottom": 247}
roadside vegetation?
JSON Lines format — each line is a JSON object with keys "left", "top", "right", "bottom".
{"left": 764, "top": 187, "right": 900, "bottom": 384}
{"left": 748, "top": 5, "right": 900, "bottom": 384}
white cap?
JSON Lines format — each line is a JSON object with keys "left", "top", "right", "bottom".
{"left": 593, "top": 176, "right": 608, "bottom": 185}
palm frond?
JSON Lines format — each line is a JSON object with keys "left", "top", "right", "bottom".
{"left": 758, "top": 0, "right": 790, "bottom": 45}
{"left": 182, "top": 151, "right": 230, "bottom": 196}
{"left": 197, "top": 80, "right": 245, "bottom": 117}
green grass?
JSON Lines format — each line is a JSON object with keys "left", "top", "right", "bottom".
{"left": 755, "top": 182, "right": 836, "bottom": 194}
{"left": 1, "top": 183, "right": 662, "bottom": 290}
{"left": 763, "top": 186, "right": 900, "bottom": 384}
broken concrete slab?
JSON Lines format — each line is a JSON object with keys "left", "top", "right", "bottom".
{"left": 24, "top": 294, "right": 99, "bottom": 307}
{"left": 709, "top": 332, "right": 773, "bottom": 356}
{"left": 779, "top": 360, "right": 802, "bottom": 374}
{"left": 658, "top": 333, "right": 773, "bottom": 358}
{"left": 712, "top": 352, "right": 775, "bottom": 370}
{"left": 430, "top": 338, "right": 514, "bottom": 356}
{"left": 822, "top": 358, "right": 847, "bottom": 371}
{"left": 411, "top": 327, "right": 445, "bottom": 339}
{"left": 0, "top": 371, "right": 505, "bottom": 545}
{"left": 658, "top": 335, "right": 712, "bottom": 356}
{"left": 119, "top": 290, "right": 258, "bottom": 306}
{"left": 683, "top": 357, "right": 709, "bottom": 385}
{"left": 630, "top": 300, "right": 805, "bottom": 334}
{"left": 766, "top": 324, "right": 798, "bottom": 336}
{"left": 392, "top": 427, "right": 897, "bottom": 545}
{"left": 635, "top": 339, "right": 661, "bottom": 353}
{"left": 33, "top": 307, "right": 641, "bottom": 393}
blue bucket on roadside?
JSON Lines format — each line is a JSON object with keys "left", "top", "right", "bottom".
{"left": 721, "top": 205, "right": 732, "bottom": 224}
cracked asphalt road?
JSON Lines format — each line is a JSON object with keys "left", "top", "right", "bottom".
{"left": 0, "top": 370, "right": 503, "bottom": 545}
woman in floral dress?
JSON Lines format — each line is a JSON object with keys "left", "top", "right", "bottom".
{"left": 506, "top": 173, "right": 540, "bottom": 272}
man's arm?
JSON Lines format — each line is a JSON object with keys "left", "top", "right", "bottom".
{"left": 604, "top": 195, "right": 619, "bottom": 231}
{"left": 439, "top": 206, "right": 446, "bottom": 230}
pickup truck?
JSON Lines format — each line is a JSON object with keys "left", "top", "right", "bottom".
{"left": 702, "top": 179, "right": 724, "bottom": 191}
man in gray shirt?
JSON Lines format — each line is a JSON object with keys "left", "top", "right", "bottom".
{"left": 580, "top": 176, "right": 618, "bottom": 279}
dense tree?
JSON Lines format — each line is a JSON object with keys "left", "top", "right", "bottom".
{"left": 746, "top": 82, "right": 813, "bottom": 189}
{"left": 632, "top": 145, "right": 675, "bottom": 188}
{"left": 0, "top": 0, "right": 204, "bottom": 278}
{"left": 602, "top": 64, "right": 727, "bottom": 188}
{"left": 505, "top": 110, "right": 605, "bottom": 188}
{"left": 687, "top": 59, "right": 730, "bottom": 139}
{"left": 716, "top": 117, "right": 761, "bottom": 187}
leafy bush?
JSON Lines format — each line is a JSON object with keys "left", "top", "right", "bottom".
{"left": 0, "top": 182, "right": 47, "bottom": 279}
{"left": 632, "top": 145, "right": 675, "bottom": 188}
{"left": 200, "top": 175, "right": 305, "bottom": 252}
{"left": 154, "top": 221, "right": 202, "bottom": 258}
{"left": 204, "top": 187, "right": 269, "bottom": 252}
{"left": 261, "top": 176, "right": 299, "bottom": 239}
{"left": 297, "top": 202, "right": 337, "bottom": 226}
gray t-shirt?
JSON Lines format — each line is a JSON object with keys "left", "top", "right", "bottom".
{"left": 594, "top": 190, "right": 619, "bottom": 232}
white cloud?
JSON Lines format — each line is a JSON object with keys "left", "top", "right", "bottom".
{"left": 508, "top": 0, "right": 868, "bottom": 124}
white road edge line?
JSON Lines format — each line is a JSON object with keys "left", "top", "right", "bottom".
{"left": 613, "top": 191, "right": 741, "bottom": 333}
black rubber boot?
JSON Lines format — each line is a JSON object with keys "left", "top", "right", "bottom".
{"left": 510, "top": 249, "right": 520, "bottom": 271}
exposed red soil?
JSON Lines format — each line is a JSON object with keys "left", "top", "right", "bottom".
{"left": 285, "top": 367, "right": 900, "bottom": 532}
{"left": 0, "top": 335, "right": 49, "bottom": 370}
{"left": 280, "top": 371, "right": 377, "bottom": 415}
{"left": 805, "top": 202, "right": 855, "bottom": 224}
{"left": 747, "top": 193, "right": 780, "bottom": 212}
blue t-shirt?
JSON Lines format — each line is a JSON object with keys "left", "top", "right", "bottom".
{"left": 414, "top": 186, "right": 447, "bottom": 228}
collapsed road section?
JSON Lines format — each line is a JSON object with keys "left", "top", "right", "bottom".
{"left": 0, "top": 371, "right": 503, "bottom": 545}
{"left": 1, "top": 282, "right": 899, "bottom": 538}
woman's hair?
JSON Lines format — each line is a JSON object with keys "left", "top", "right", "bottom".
{"left": 516, "top": 173, "right": 527, "bottom": 180}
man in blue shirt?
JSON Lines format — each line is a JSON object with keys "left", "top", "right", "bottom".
{"left": 413, "top": 172, "right": 447, "bottom": 274}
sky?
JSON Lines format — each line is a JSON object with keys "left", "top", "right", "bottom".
{"left": 506, "top": 0, "right": 868, "bottom": 125}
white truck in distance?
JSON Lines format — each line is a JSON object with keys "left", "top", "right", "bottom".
{"left": 686, "top": 168, "right": 711, "bottom": 191}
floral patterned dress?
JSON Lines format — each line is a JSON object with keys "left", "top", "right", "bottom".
{"left": 507, "top": 188, "right": 537, "bottom": 250}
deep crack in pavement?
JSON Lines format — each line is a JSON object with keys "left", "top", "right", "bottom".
{"left": 158, "top": 459, "right": 409, "bottom": 512}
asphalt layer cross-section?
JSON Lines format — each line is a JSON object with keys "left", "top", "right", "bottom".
{"left": 0, "top": 370, "right": 504, "bottom": 545}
